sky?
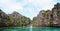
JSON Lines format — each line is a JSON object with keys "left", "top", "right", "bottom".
{"left": 0, "top": 0, "right": 60, "bottom": 19}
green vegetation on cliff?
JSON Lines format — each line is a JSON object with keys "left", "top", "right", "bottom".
{"left": 0, "top": 9, "right": 31, "bottom": 27}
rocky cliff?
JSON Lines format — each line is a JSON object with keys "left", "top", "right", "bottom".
{"left": 0, "top": 9, "right": 10, "bottom": 27}
{"left": 0, "top": 10, "right": 31, "bottom": 27}
{"left": 37, "top": 3, "right": 60, "bottom": 27}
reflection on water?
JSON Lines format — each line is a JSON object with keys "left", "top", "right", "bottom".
{"left": 30, "top": 25, "right": 32, "bottom": 31}
{"left": 0, "top": 27, "right": 60, "bottom": 31}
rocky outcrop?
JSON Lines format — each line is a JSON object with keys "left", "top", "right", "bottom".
{"left": 44, "top": 10, "right": 52, "bottom": 26}
{"left": 0, "top": 9, "right": 10, "bottom": 27}
{"left": 0, "top": 10, "right": 31, "bottom": 27}
{"left": 38, "top": 10, "right": 52, "bottom": 26}
{"left": 32, "top": 17, "right": 38, "bottom": 26}
{"left": 37, "top": 3, "right": 60, "bottom": 27}
{"left": 38, "top": 10, "right": 46, "bottom": 26}
{"left": 52, "top": 3, "right": 60, "bottom": 26}
{"left": 9, "top": 11, "right": 31, "bottom": 26}
{"left": 9, "top": 11, "right": 23, "bottom": 26}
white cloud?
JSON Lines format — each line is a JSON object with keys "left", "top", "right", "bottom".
{"left": 7, "top": 3, "right": 23, "bottom": 11}
{"left": 23, "top": 0, "right": 56, "bottom": 10}
{"left": 0, "top": 0, "right": 11, "bottom": 3}
{"left": 0, "top": 0, "right": 23, "bottom": 11}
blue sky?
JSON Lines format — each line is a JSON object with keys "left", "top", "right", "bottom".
{"left": 0, "top": 0, "right": 60, "bottom": 19}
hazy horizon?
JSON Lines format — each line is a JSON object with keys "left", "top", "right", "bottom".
{"left": 0, "top": 0, "right": 60, "bottom": 19}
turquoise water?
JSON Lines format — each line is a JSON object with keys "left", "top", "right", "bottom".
{"left": 0, "top": 27, "right": 60, "bottom": 31}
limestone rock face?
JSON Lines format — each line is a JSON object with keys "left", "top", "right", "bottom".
{"left": 38, "top": 10, "right": 46, "bottom": 26}
{"left": 0, "top": 9, "right": 31, "bottom": 27}
{"left": 38, "top": 10, "right": 52, "bottom": 26}
{"left": 52, "top": 3, "right": 60, "bottom": 26}
{"left": 44, "top": 10, "right": 52, "bottom": 26}
{"left": 37, "top": 3, "right": 60, "bottom": 27}
{"left": 0, "top": 9, "right": 10, "bottom": 26}
{"left": 54, "top": 3, "right": 60, "bottom": 9}
{"left": 9, "top": 11, "right": 22, "bottom": 26}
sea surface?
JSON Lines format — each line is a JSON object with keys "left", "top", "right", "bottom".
{"left": 0, "top": 27, "right": 60, "bottom": 31}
